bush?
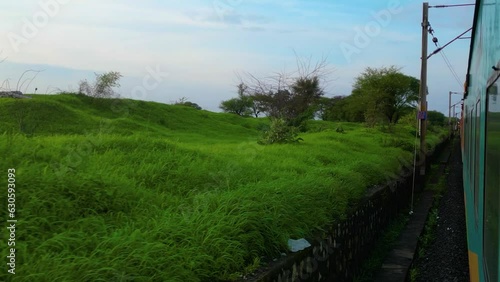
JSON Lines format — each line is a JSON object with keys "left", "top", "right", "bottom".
{"left": 174, "top": 97, "right": 202, "bottom": 110}
{"left": 258, "top": 118, "right": 302, "bottom": 145}
{"left": 398, "top": 110, "right": 418, "bottom": 128}
{"left": 78, "top": 71, "right": 122, "bottom": 98}
{"left": 426, "top": 110, "right": 446, "bottom": 127}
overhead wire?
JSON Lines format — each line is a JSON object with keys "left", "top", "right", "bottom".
{"left": 438, "top": 45, "right": 464, "bottom": 87}
{"left": 427, "top": 23, "right": 467, "bottom": 88}
{"left": 427, "top": 27, "right": 472, "bottom": 59}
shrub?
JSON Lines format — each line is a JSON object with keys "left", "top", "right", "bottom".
{"left": 258, "top": 118, "right": 302, "bottom": 145}
{"left": 78, "top": 71, "right": 122, "bottom": 98}
{"left": 398, "top": 110, "right": 418, "bottom": 128}
{"left": 174, "top": 97, "right": 202, "bottom": 110}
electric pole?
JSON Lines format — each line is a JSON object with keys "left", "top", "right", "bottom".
{"left": 419, "top": 2, "right": 429, "bottom": 176}
{"left": 449, "top": 91, "right": 462, "bottom": 135}
{"left": 449, "top": 91, "right": 452, "bottom": 134}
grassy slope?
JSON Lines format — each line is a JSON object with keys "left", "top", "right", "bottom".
{"left": 0, "top": 94, "right": 447, "bottom": 281}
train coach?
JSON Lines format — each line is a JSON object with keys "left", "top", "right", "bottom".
{"left": 462, "top": 0, "right": 500, "bottom": 281}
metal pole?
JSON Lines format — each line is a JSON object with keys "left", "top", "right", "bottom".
{"left": 448, "top": 91, "right": 452, "bottom": 134}
{"left": 419, "top": 2, "right": 429, "bottom": 176}
{"left": 453, "top": 104, "right": 457, "bottom": 131}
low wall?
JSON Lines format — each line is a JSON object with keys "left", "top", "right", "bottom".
{"left": 244, "top": 137, "right": 449, "bottom": 282}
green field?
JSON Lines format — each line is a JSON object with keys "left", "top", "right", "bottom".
{"left": 0, "top": 94, "right": 447, "bottom": 281}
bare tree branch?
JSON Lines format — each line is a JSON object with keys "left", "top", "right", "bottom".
{"left": 0, "top": 79, "right": 11, "bottom": 91}
{"left": 23, "top": 70, "right": 43, "bottom": 94}
{"left": 234, "top": 53, "right": 335, "bottom": 125}
{"left": 16, "top": 69, "right": 44, "bottom": 92}
{"left": 237, "top": 53, "right": 335, "bottom": 97}
{"left": 45, "top": 85, "right": 54, "bottom": 94}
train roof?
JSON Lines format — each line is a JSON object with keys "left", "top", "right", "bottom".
{"left": 464, "top": 0, "right": 481, "bottom": 99}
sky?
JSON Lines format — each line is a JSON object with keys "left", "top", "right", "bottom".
{"left": 0, "top": 0, "right": 474, "bottom": 115}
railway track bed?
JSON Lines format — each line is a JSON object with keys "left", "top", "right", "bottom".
{"left": 374, "top": 138, "right": 469, "bottom": 281}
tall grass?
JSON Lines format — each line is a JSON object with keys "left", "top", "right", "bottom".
{"left": 0, "top": 94, "right": 447, "bottom": 281}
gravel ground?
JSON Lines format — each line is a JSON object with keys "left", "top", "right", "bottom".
{"left": 415, "top": 139, "right": 470, "bottom": 282}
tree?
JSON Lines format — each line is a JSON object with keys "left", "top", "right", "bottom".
{"left": 287, "top": 76, "right": 324, "bottom": 126}
{"left": 248, "top": 96, "right": 263, "bottom": 118}
{"left": 219, "top": 98, "right": 251, "bottom": 115}
{"left": 426, "top": 110, "right": 446, "bottom": 127}
{"left": 239, "top": 55, "right": 333, "bottom": 127}
{"left": 348, "top": 66, "right": 419, "bottom": 125}
{"left": 317, "top": 95, "right": 347, "bottom": 121}
{"left": 219, "top": 83, "right": 254, "bottom": 116}
{"left": 79, "top": 71, "right": 122, "bottom": 98}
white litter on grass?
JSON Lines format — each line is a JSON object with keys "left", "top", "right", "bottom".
{"left": 287, "top": 238, "right": 311, "bottom": 252}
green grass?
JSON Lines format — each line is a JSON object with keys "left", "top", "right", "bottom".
{"left": 0, "top": 94, "right": 448, "bottom": 281}
{"left": 416, "top": 207, "right": 439, "bottom": 258}
{"left": 409, "top": 267, "right": 419, "bottom": 282}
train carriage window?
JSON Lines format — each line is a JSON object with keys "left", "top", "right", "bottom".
{"left": 484, "top": 78, "right": 499, "bottom": 281}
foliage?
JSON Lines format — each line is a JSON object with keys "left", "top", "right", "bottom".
{"left": 409, "top": 267, "right": 419, "bottom": 282}
{"left": 173, "top": 97, "right": 202, "bottom": 110}
{"left": 219, "top": 97, "right": 251, "bottom": 116}
{"left": 417, "top": 207, "right": 439, "bottom": 258}
{"left": 178, "top": 101, "right": 202, "bottom": 110}
{"left": 318, "top": 95, "right": 348, "bottom": 121}
{"left": 258, "top": 118, "right": 302, "bottom": 145}
{"left": 219, "top": 84, "right": 254, "bottom": 116}
{"left": 398, "top": 110, "right": 418, "bottom": 127}
{"left": 173, "top": 99, "right": 201, "bottom": 111}
{"left": 78, "top": 71, "right": 122, "bottom": 98}
{"left": 426, "top": 110, "right": 446, "bottom": 127}
{"left": 239, "top": 55, "right": 333, "bottom": 128}
{"left": 355, "top": 66, "right": 419, "bottom": 124}
{"left": 324, "top": 66, "right": 419, "bottom": 125}
{"left": 0, "top": 94, "right": 449, "bottom": 282}
{"left": 321, "top": 95, "right": 369, "bottom": 123}
{"left": 248, "top": 95, "right": 264, "bottom": 118}
{"left": 251, "top": 76, "right": 324, "bottom": 128}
